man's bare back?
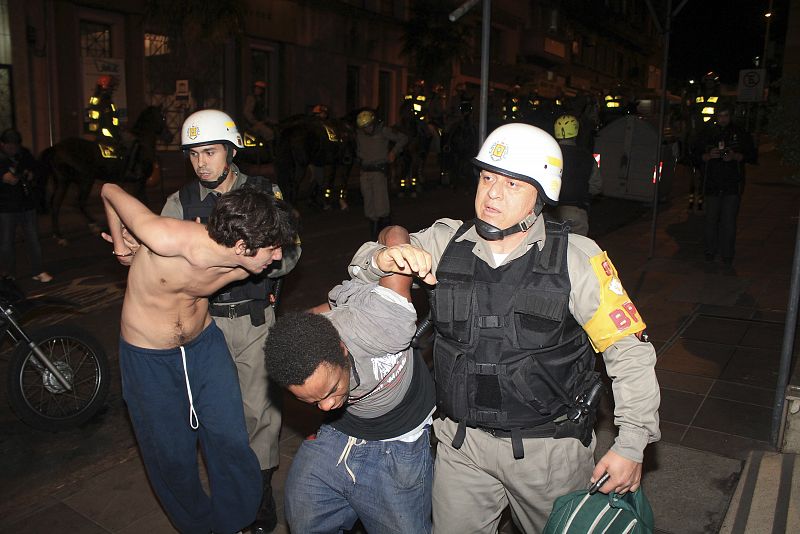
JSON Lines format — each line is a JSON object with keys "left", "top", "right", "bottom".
{"left": 102, "top": 184, "right": 290, "bottom": 349}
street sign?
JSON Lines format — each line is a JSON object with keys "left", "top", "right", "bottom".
{"left": 737, "top": 69, "right": 766, "bottom": 102}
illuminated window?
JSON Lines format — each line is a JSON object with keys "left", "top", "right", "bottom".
{"left": 144, "top": 33, "right": 170, "bottom": 57}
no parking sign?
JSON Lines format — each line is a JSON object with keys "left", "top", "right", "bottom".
{"left": 737, "top": 69, "right": 766, "bottom": 102}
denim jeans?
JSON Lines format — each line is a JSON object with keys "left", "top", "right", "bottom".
{"left": 285, "top": 424, "right": 433, "bottom": 534}
{"left": 0, "top": 209, "right": 44, "bottom": 276}
{"left": 704, "top": 193, "right": 741, "bottom": 261}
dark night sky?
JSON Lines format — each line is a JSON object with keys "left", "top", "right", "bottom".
{"left": 667, "top": 0, "right": 787, "bottom": 85}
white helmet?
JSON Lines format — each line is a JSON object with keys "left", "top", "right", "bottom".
{"left": 473, "top": 123, "right": 563, "bottom": 204}
{"left": 180, "top": 109, "right": 244, "bottom": 150}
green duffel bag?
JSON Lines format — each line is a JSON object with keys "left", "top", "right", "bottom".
{"left": 543, "top": 488, "right": 654, "bottom": 534}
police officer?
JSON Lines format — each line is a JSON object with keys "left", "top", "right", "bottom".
{"left": 86, "top": 74, "right": 120, "bottom": 144}
{"left": 551, "top": 114, "right": 603, "bottom": 236}
{"left": 166, "top": 110, "right": 300, "bottom": 534}
{"left": 355, "top": 109, "right": 407, "bottom": 240}
{"left": 348, "top": 123, "right": 660, "bottom": 533}
{"left": 243, "top": 80, "right": 274, "bottom": 144}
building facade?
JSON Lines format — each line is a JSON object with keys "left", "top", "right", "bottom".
{"left": 4, "top": 0, "right": 664, "bottom": 154}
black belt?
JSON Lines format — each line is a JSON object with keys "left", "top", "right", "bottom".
{"left": 209, "top": 300, "right": 266, "bottom": 321}
{"left": 477, "top": 422, "right": 557, "bottom": 439}
{"left": 361, "top": 162, "right": 388, "bottom": 173}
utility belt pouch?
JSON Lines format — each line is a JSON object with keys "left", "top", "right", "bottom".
{"left": 247, "top": 300, "right": 267, "bottom": 327}
{"left": 553, "top": 411, "right": 596, "bottom": 447}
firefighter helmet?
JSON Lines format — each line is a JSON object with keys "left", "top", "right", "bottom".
{"left": 180, "top": 109, "right": 244, "bottom": 150}
{"left": 554, "top": 114, "right": 579, "bottom": 140}
{"left": 253, "top": 80, "right": 267, "bottom": 89}
{"left": 96, "top": 75, "right": 113, "bottom": 90}
{"left": 473, "top": 123, "right": 563, "bottom": 204}
{"left": 356, "top": 110, "right": 375, "bottom": 128}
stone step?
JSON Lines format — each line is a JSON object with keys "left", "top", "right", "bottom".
{"left": 719, "top": 450, "right": 800, "bottom": 533}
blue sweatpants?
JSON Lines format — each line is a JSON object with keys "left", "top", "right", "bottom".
{"left": 119, "top": 322, "right": 262, "bottom": 534}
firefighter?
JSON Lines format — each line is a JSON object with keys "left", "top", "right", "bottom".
{"left": 399, "top": 79, "right": 431, "bottom": 196}
{"left": 86, "top": 74, "right": 120, "bottom": 144}
{"left": 311, "top": 104, "right": 330, "bottom": 121}
{"left": 428, "top": 83, "right": 448, "bottom": 184}
{"left": 307, "top": 104, "right": 347, "bottom": 211}
{"left": 694, "top": 71, "right": 721, "bottom": 125}
{"left": 687, "top": 72, "right": 722, "bottom": 210}
{"left": 502, "top": 83, "right": 524, "bottom": 123}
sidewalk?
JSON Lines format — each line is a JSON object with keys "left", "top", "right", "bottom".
{"left": 1, "top": 144, "right": 799, "bottom": 534}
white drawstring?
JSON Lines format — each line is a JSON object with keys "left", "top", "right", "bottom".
{"left": 336, "top": 435, "right": 365, "bottom": 484}
{"left": 180, "top": 346, "right": 199, "bottom": 429}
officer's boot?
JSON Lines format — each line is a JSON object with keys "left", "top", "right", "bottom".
{"left": 250, "top": 468, "right": 278, "bottom": 534}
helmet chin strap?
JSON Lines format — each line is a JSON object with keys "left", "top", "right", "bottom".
{"left": 474, "top": 201, "right": 543, "bottom": 241}
{"left": 474, "top": 213, "right": 539, "bottom": 241}
{"left": 200, "top": 166, "right": 230, "bottom": 190}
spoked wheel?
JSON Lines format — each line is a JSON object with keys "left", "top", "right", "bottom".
{"left": 7, "top": 325, "right": 110, "bottom": 431}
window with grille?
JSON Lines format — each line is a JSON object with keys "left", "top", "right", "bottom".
{"left": 80, "top": 20, "right": 111, "bottom": 58}
{"left": 144, "top": 33, "right": 170, "bottom": 57}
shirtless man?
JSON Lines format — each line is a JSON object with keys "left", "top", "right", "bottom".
{"left": 101, "top": 182, "right": 296, "bottom": 534}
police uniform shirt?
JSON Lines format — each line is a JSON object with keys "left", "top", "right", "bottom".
{"left": 349, "top": 216, "right": 661, "bottom": 463}
{"left": 356, "top": 125, "right": 408, "bottom": 167}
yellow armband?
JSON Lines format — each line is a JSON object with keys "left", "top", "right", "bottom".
{"left": 583, "top": 251, "right": 646, "bottom": 352}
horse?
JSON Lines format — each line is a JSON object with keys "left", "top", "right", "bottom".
{"left": 272, "top": 114, "right": 356, "bottom": 209}
{"left": 441, "top": 106, "right": 479, "bottom": 192}
{"left": 40, "top": 105, "right": 168, "bottom": 244}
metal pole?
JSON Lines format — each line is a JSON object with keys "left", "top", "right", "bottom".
{"left": 449, "top": 0, "right": 490, "bottom": 144}
{"left": 648, "top": 0, "right": 671, "bottom": 259}
{"left": 479, "top": 0, "right": 491, "bottom": 145}
{"left": 771, "top": 208, "right": 800, "bottom": 447}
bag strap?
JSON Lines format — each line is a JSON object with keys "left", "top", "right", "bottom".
{"left": 608, "top": 490, "right": 654, "bottom": 532}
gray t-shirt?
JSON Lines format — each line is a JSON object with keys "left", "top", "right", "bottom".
{"left": 323, "top": 279, "right": 417, "bottom": 420}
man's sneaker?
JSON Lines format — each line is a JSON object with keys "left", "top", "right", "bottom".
{"left": 32, "top": 272, "right": 53, "bottom": 283}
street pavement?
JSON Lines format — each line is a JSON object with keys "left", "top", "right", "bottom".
{"left": 0, "top": 143, "right": 799, "bottom": 533}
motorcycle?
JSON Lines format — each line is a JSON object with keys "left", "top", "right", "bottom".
{"left": 2, "top": 277, "right": 109, "bottom": 431}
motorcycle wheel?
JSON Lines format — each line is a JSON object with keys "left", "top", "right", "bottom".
{"left": 7, "top": 325, "right": 110, "bottom": 432}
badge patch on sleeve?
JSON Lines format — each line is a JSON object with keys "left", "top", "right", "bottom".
{"left": 583, "top": 251, "right": 646, "bottom": 352}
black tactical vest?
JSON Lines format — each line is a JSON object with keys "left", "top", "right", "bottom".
{"left": 178, "top": 175, "right": 276, "bottom": 309}
{"left": 432, "top": 220, "right": 596, "bottom": 457}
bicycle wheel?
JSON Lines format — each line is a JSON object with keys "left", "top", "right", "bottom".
{"left": 7, "top": 325, "right": 110, "bottom": 431}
